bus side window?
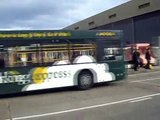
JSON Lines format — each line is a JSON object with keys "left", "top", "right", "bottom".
{"left": 0, "top": 53, "right": 5, "bottom": 68}
{"left": 20, "top": 53, "right": 28, "bottom": 66}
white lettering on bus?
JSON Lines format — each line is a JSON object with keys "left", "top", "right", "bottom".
{"left": 0, "top": 71, "right": 71, "bottom": 85}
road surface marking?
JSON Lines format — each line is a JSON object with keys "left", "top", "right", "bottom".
{"left": 128, "top": 71, "right": 160, "bottom": 77}
{"left": 137, "top": 81, "right": 160, "bottom": 86}
{"left": 6, "top": 93, "right": 160, "bottom": 120}
{"left": 129, "top": 97, "right": 152, "bottom": 103}
{"left": 131, "top": 78, "right": 159, "bottom": 83}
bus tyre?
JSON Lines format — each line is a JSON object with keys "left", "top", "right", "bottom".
{"left": 78, "top": 71, "right": 93, "bottom": 90}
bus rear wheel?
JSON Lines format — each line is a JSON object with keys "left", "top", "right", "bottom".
{"left": 78, "top": 71, "right": 93, "bottom": 90}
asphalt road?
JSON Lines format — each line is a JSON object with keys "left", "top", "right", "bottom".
{"left": 0, "top": 70, "right": 160, "bottom": 120}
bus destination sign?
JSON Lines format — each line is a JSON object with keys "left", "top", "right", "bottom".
{"left": 0, "top": 32, "right": 71, "bottom": 39}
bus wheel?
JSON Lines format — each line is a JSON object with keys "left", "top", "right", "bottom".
{"left": 78, "top": 71, "right": 93, "bottom": 90}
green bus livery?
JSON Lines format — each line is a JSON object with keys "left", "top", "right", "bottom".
{"left": 0, "top": 30, "right": 126, "bottom": 95}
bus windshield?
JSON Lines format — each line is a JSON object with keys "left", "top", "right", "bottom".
{"left": 97, "top": 40, "right": 123, "bottom": 61}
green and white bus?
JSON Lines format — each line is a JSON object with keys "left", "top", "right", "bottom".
{"left": 0, "top": 30, "right": 126, "bottom": 95}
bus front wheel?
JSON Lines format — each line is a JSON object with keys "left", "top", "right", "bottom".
{"left": 78, "top": 71, "right": 93, "bottom": 90}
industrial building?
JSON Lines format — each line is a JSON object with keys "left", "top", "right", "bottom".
{"left": 64, "top": 0, "right": 160, "bottom": 46}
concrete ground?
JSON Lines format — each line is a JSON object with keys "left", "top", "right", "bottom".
{"left": 127, "top": 65, "right": 160, "bottom": 75}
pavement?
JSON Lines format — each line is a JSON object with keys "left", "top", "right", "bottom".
{"left": 127, "top": 65, "right": 160, "bottom": 75}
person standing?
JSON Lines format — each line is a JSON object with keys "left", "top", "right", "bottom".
{"left": 145, "top": 48, "right": 151, "bottom": 69}
{"left": 132, "top": 48, "right": 140, "bottom": 71}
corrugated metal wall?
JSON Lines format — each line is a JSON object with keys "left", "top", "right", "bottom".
{"left": 93, "top": 10, "right": 160, "bottom": 46}
{"left": 134, "top": 10, "right": 160, "bottom": 43}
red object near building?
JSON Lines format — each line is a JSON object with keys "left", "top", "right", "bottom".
{"left": 124, "top": 43, "right": 156, "bottom": 65}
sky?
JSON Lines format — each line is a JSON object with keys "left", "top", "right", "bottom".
{"left": 0, "top": 0, "right": 130, "bottom": 30}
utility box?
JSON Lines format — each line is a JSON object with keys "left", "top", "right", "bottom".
{"left": 151, "top": 36, "right": 160, "bottom": 65}
{"left": 152, "top": 36, "right": 160, "bottom": 46}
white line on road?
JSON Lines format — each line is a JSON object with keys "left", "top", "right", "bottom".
{"left": 136, "top": 81, "right": 160, "bottom": 86}
{"left": 128, "top": 71, "right": 160, "bottom": 77}
{"left": 131, "top": 78, "right": 160, "bottom": 83}
{"left": 7, "top": 93, "right": 160, "bottom": 120}
{"left": 129, "top": 97, "right": 152, "bottom": 103}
